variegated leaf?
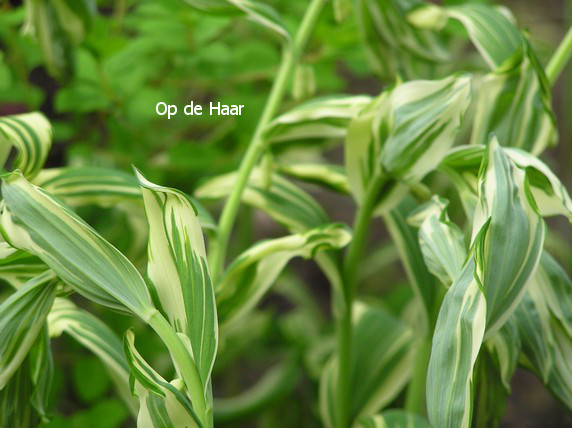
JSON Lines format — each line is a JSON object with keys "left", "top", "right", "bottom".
{"left": 0, "top": 250, "right": 48, "bottom": 289}
{"left": 0, "top": 271, "right": 57, "bottom": 389}
{"left": 408, "top": 3, "right": 523, "bottom": 70}
{"left": 0, "top": 171, "right": 155, "bottom": 319}
{"left": 408, "top": 196, "right": 466, "bottom": 286}
{"left": 472, "top": 140, "right": 545, "bottom": 335}
{"left": 470, "top": 41, "right": 556, "bottom": 155}
{"left": 48, "top": 298, "right": 138, "bottom": 415}
{"left": 426, "top": 257, "right": 487, "bottom": 428}
{"left": 278, "top": 163, "right": 350, "bottom": 194}
{"left": 217, "top": 223, "right": 351, "bottom": 325}
{"left": 0, "top": 113, "right": 52, "bottom": 179}
{"left": 136, "top": 170, "right": 217, "bottom": 391}
{"left": 355, "top": 0, "right": 448, "bottom": 79}
{"left": 358, "top": 410, "right": 431, "bottom": 428}
{"left": 266, "top": 95, "right": 372, "bottom": 144}
{"left": 124, "top": 331, "right": 201, "bottom": 428}
{"left": 196, "top": 168, "right": 328, "bottom": 233}
{"left": 379, "top": 74, "right": 471, "bottom": 184}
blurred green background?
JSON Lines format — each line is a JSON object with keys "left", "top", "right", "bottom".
{"left": 0, "top": 0, "right": 571, "bottom": 426}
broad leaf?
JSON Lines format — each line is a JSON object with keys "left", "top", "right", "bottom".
{"left": 355, "top": 0, "right": 448, "bottom": 79}
{"left": 408, "top": 196, "right": 466, "bottom": 286}
{"left": 0, "top": 271, "right": 57, "bottom": 389}
{"left": 266, "top": 95, "right": 372, "bottom": 144}
{"left": 0, "top": 113, "right": 52, "bottom": 179}
{"left": 217, "top": 223, "right": 351, "bottom": 325}
{"left": 0, "top": 171, "right": 155, "bottom": 319}
{"left": 48, "top": 298, "right": 138, "bottom": 415}
{"left": 137, "top": 170, "right": 218, "bottom": 391}
{"left": 123, "top": 331, "right": 201, "bottom": 428}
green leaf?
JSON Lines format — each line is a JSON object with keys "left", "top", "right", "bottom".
{"left": 136, "top": 170, "right": 218, "bottom": 391}
{"left": 217, "top": 223, "right": 351, "bottom": 325}
{"left": 358, "top": 409, "right": 431, "bottom": 428}
{"left": 408, "top": 196, "right": 466, "bottom": 286}
{"left": 0, "top": 171, "right": 155, "bottom": 319}
{"left": 0, "top": 271, "right": 57, "bottom": 389}
{"left": 266, "top": 95, "right": 372, "bottom": 144}
{"left": 408, "top": 3, "right": 523, "bottom": 70}
{"left": 320, "top": 303, "right": 416, "bottom": 426}
{"left": 484, "top": 319, "right": 521, "bottom": 391}
{"left": 0, "top": 112, "right": 52, "bottom": 179}
{"left": 29, "top": 326, "right": 53, "bottom": 422}
{"left": 48, "top": 298, "right": 138, "bottom": 416}
{"left": 123, "top": 331, "right": 201, "bottom": 428}
{"left": 356, "top": 0, "right": 448, "bottom": 79}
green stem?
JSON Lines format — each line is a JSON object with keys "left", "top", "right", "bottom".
{"left": 546, "top": 26, "right": 572, "bottom": 85}
{"left": 148, "top": 312, "right": 210, "bottom": 427}
{"left": 210, "top": 0, "right": 327, "bottom": 282}
{"left": 337, "top": 175, "right": 387, "bottom": 428}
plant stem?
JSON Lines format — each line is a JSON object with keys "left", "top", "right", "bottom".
{"left": 337, "top": 175, "right": 387, "bottom": 427}
{"left": 546, "top": 26, "right": 572, "bottom": 85}
{"left": 148, "top": 311, "right": 210, "bottom": 427}
{"left": 210, "top": 0, "right": 327, "bottom": 282}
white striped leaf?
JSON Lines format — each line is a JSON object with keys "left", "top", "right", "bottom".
{"left": 513, "top": 253, "right": 572, "bottom": 409}
{"left": 0, "top": 171, "right": 155, "bottom": 319}
{"left": 266, "top": 95, "right": 372, "bottom": 145}
{"left": 358, "top": 410, "right": 431, "bottom": 428}
{"left": 196, "top": 168, "right": 328, "bottom": 233}
{"left": 0, "top": 328, "right": 52, "bottom": 428}
{"left": 408, "top": 196, "right": 466, "bottom": 286}
{"left": 0, "top": 250, "right": 48, "bottom": 289}
{"left": 441, "top": 144, "right": 572, "bottom": 221}
{"left": 355, "top": 0, "right": 448, "bottom": 79}
{"left": 426, "top": 257, "right": 487, "bottom": 428}
{"left": 34, "top": 166, "right": 216, "bottom": 231}
{"left": 470, "top": 41, "right": 556, "bottom": 155}
{"left": 48, "top": 298, "right": 138, "bottom": 415}
{"left": 278, "top": 163, "right": 350, "bottom": 194}
{"left": 320, "top": 303, "right": 416, "bottom": 427}
{"left": 379, "top": 74, "right": 471, "bottom": 184}
{"left": 0, "top": 271, "right": 57, "bottom": 389}
{"left": 123, "top": 331, "right": 201, "bottom": 428}
{"left": 408, "top": 3, "right": 523, "bottom": 70}
{"left": 472, "top": 140, "right": 545, "bottom": 335}
{"left": 0, "top": 113, "right": 52, "bottom": 179}
{"left": 136, "top": 170, "right": 217, "bottom": 391}
{"left": 217, "top": 223, "right": 351, "bottom": 325}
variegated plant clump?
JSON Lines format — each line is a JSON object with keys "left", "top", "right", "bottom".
{"left": 1, "top": 1, "right": 572, "bottom": 427}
